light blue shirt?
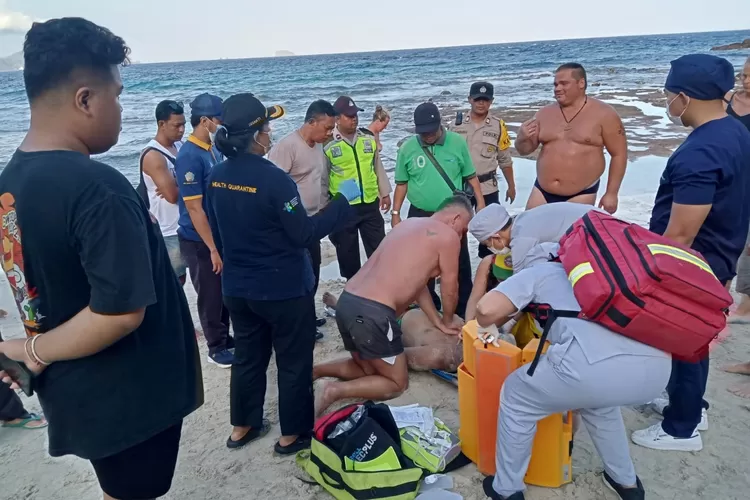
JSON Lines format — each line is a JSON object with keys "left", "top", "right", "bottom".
{"left": 493, "top": 261, "right": 669, "bottom": 364}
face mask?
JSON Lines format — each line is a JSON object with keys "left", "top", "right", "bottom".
{"left": 208, "top": 125, "right": 217, "bottom": 143}
{"left": 488, "top": 238, "right": 511, "bottom": 255}
{"left": 665, "top": 95, "right": 688, "bottom": 126}
{"left": 489, "top": 246, "right": 511, "bottom": 256}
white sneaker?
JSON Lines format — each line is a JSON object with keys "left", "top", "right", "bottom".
{"left": 651, "top": 398, "right": 708, "bottom": 432}
{"left": 631, "top": 422, "right": 703, "bottom": 452}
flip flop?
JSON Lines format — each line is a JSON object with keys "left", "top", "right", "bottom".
{"left": 226, "top": 419, "right": 271, "bottom": 449}
{"left": 1, "top": 412, "right": 47, "bottom": 430}
{"left": 274, "top": 435, "right": 311, "bottom": 455}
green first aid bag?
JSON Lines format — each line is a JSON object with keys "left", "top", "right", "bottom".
{"left": 296, "top": 402, "right": 423, "bottom": 499}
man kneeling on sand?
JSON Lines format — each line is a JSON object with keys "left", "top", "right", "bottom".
{"left": 313, "top": 195, "right": 473, "bottom": 414}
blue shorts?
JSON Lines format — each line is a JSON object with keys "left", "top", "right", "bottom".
{"left": 163, "top": 235, "right": 187, "bottom": 278}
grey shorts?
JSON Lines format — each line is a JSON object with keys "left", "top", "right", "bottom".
{"left": 163, "top": 235, "right": 187, "bottom": 278}
{"left": 335, "top": 291, "right": 404, "bottom": 363}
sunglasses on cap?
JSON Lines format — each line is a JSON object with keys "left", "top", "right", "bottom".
{"left": 167, "top": 101, "right": 184, "bottom": 114}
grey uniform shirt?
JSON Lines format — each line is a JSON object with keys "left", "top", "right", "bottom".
{"left": 510, "top": 202, "right": 603, "bottom": 274}
{"left": 494, "top": 261, "right": 668, "bottom": 364}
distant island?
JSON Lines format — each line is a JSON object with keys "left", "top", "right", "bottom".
{"left": 274, "top": 50, "right": 295, "bottom": 57}
{"left": 711, "top": 39, "right": 750, "bottom": 51}
{"left": 0, "top": 52, "right": 23, "bottom": 72}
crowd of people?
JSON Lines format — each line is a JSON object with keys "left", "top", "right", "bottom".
{"left": 0, "top": 15, "right": 749, "bottom": 500}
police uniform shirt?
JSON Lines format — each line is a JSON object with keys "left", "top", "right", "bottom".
{"left": 451, "top": 113, "right": 512, "bottom": 196}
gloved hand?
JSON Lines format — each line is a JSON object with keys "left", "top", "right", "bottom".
{"left": 337, "top": 179, "right": 362, "bottom": 202}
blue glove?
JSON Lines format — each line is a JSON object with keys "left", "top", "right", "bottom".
{"left": 337, "top": 179, "right": 362, "bottom": 202}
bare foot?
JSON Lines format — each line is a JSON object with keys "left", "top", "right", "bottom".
{"left": 322, "top": 292, "right": 338, "bottom": 309}
{"left": 723, "top": 362, "right": 750, "bottom": 375}
{"left": 315, "top": 381, "right": 340, "bottom": 418}
{"left": 728, "top": 381, "right": 750, "bottom": 399}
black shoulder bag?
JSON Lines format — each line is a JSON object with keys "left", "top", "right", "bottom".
{"left": 420, "top": 144, "right": 474, "bottom": 199}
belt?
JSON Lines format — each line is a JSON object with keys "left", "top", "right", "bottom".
{"left": 477, "top": 172, "right": 497, "bottom": 183}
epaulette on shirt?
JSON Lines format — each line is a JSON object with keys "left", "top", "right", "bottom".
{"left": 358, "top": 127, "right": 375, "bottom": 137}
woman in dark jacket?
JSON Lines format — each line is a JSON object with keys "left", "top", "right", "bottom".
{"left": 206, "top": 93, "right": 361, "bottom": 453}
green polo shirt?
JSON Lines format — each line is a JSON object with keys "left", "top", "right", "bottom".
{"left": 395, "top": 128, "right": 476, "bottom": 212}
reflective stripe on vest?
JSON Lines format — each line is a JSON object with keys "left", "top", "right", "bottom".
{"left": 325, "top": 136, "right": 379, "bottom": 205}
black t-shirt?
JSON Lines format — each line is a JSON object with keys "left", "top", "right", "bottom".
{"left": 0, "top": 150, "right": 203, "bottom": 460}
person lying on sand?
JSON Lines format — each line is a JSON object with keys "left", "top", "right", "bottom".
{"left": 321, "top": 242, "right": 518, "bottom": 374}
{"left": 322, "top": 292, "right": 463, "bottom": 373}
{"left": 312, "top": 195, "right": 473, "bottom": 416}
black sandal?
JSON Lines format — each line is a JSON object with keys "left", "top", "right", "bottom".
{"left": 226, "top": 419, "right": 271, "bottom": 450}
{"left": 274, "top": 435, "right": 311, "bottom": 455}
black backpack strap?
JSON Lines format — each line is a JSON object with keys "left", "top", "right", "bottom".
{"left": 137, "top": 147, "right": 175, "bottom": 209}
{"left": 420, "top": 144, "right": 458, "bottom": 192}
{"left": 524, "top": 304, "right": 579, "bottom": 376}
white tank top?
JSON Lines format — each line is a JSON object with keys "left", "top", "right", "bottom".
{"left": 140, "top": 139, "right": 182, "bottom": 237}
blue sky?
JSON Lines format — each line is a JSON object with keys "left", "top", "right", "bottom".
{"left": 1, "top": 0, "right": 748, "bottom": 62}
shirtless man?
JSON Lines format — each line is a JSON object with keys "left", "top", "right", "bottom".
{"left": 313, "top": 195, "right": 473, "bottom": 414}
{"left": 516, "top": 63, "right": 627, "bottom": 214}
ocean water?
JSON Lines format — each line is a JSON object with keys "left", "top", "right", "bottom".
{"left": 0, "top": 30, "right": 748, "bottom": 189}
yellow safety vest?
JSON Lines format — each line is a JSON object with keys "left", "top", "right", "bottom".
{"left": 325, "top": 131, "right": 379, "bottom": 205}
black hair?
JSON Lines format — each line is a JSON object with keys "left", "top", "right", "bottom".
{"left": 305, "top": 100, "right": 337, "bottom": 122}
{"left": 556, "top": 62, "right": 587, "bottom": 89}
{"left": 155, "top": 100, "right": 184, "bottom": 123}
{"left": 190, "top": 115, "right": 203, "bottom": 128}
{"left": 501, "top": 215, "right": 514, "bottom": 232}
{"left": 437, "top": 194, "right": 474, "bottom": 215}
{"left": 215, "top": 127, "right": 256, "bottom": 159}
{"left": 23, "top": 17, "right": 130, "bottom": 102}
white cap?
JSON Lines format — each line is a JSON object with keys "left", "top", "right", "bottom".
{"left": 468, "top": 204, "right": 511, "bottom": 242}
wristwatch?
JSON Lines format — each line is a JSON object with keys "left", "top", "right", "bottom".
{"left": 391, "top": 210, "right": 400, "bottom": 216}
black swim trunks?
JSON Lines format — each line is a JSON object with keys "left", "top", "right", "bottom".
{"left": 534, "top": 179, "right": 600, "bottom": 204}
{"left": 336, "top": 291, "right": 404, "bottom": 363}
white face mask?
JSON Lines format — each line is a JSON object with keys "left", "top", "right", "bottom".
{"left": 488, "top": 245, "right": 511, "bottom": 256}
{"left": 208, "top": 125, "right": 217, "bottom": 143}
{"left": 665, "top": 95, "right": 688, "bottom": 126}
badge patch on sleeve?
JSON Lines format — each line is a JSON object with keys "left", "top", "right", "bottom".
{"left": 283, "top": 196, "right": 300, "bottom": 213}
{"left": 184, "top": 171, "right": 196, "bottom": 184}
{"left": 363, "top": 141, "right": 374, "bottom": 154}
{"left": 331, "top": 146, "right": 343, "bottom": 158}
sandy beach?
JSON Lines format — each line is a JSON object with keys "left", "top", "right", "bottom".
{"left": 2, "top": 193, "right": 750, "bottom": 500}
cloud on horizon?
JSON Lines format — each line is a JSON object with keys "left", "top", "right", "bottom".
{"left": 0, "top": 1, "right": 32, "bottom": 34}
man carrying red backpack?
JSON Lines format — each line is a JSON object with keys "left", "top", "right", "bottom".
{"left": 631, "top": 54, "right": 750, "bottom": 452}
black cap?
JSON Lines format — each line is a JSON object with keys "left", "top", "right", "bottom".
{"left": 333, "top": 96, "right": 363, "bottom": 117}
{"left": 221, "top": 93, "right": 285, "bottom": 134}
{"left": 469, "top": 82, "right": 494, "bottom": 100}
{"left": 414, "top": 102, "right": 441, "bottom": 134}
